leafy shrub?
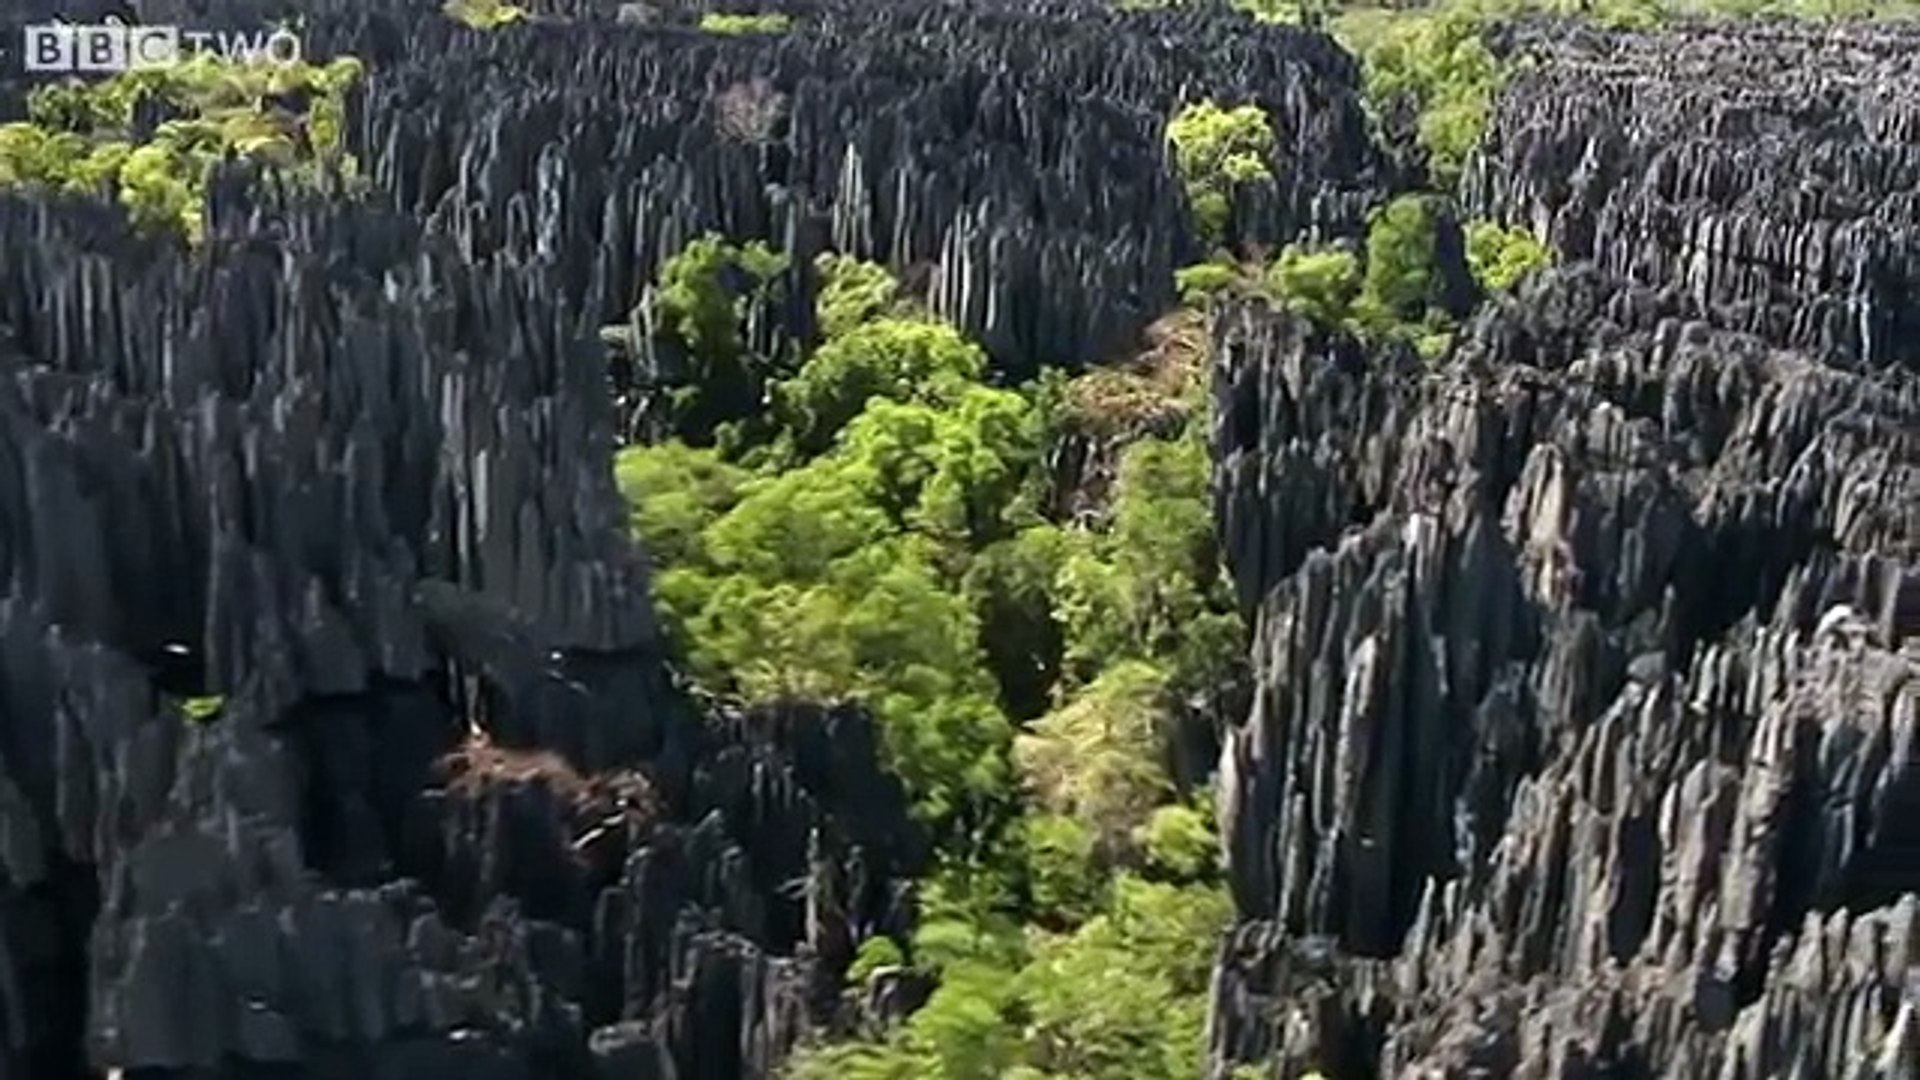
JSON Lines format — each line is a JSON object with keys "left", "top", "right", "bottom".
{"left": 1354, "top": 194, "right": 1442, "bottom": 332}
{"left": 1347, "top": 4, "right": 1502, "bottom": 186}
{"left": 1016, "top": 660, "right": 1173, "bottom": 850}
{"left": 646, "top": 235, "right": 792, "bottom": 443}
{"left": 847, "top": 936, "right": 908, "bottom": 985}
{"left": 445, "top": 0, "right": 528, "bottom": 28}
{"left": 1136, "top": 801, "right": 1218, "bottom": 880}
{"left": 1021, "top": 813, "right": 1103, "bottom": 923}
{"left": 815, "top": 253, "right": 901, "bottom": 339}
{"left": 1465, "top": 219, "right": 1552, "bottom": 292}
{"left": 653, "top": 440, "right": 1017, "bottom": 821}
{"left": 613, "top": 441, "right": 750, "bottom": 565}
{"left": 1055, "top": 435, "right": 1233, "bottom": 681}
{"left": 179, "top": 695, "right": 225, "bottom": 722}
{"left": 1267, "top": 244, "right": 1362, "bottom": 327}
{"left": 0, "top": 54, "right": 364, "bottom": 236}
{"left": 961, "top": 526, "right": 1071, "bottom": 721}
{"left": 1016, "top": 876, "right": 1233, "bottom": 1080}
{"left": 775, "top": 318, "right": 985, "bottom": 456}
{"left": 699, "top": 12, "right": 792, "bottom": 33}
{"left": 1174, "top": 260, "right": 1246, "bottom": 307}
{"left": 1166, "top": 100, "right": 1274, "bottom": 244}
{"left": 617, "top": 293, "right": 1246, "bottom": 1079}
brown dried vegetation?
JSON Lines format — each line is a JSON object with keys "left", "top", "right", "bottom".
{"left": 438, "top": 732, "right": 656, "bottom": 826}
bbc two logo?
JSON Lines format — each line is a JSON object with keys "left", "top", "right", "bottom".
{"left": 22, "top": 20, "right": 303, "bottom": 73}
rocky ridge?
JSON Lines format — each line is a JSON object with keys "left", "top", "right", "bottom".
{"left": 0, "top": 188, "right": 923, "bottom": 1080}
{"left": 1208, "top": 17, "right": 1920, "bottom": 1071}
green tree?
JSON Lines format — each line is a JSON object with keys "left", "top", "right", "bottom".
{"left": 1136, "top": 799, "right": 1219, "bottom": 880}
{"left": 1016, "top": 660, "right": 1173, "bottom": 852}
{"left": 613, "top": 442, "right": 750, "bottom": 565}
{"left": 647, "top": 235, "right": 792, "bottom": 445}
{"left": 847, "top": 936, "right": 908, "bottom": 985}
{"left": 0, "top": 55, "right": 364, "bottom": 237}
{"left": 1355, "top": 194, "right": 1442, "bottom": 332}
{"left": 815, "top": 252, "right": 902, "bottom": 339}
{"left": 1350, "top": 5, "right": 1502, "bottom": 185}
{"left": 776, "top": 317, "right": 986, "bottom": 456}
{"left": 1166, "top": 100, "right": 1275, "bottom": 245}
{"left": 1268, "top": 244, "right": 1362, "bottom": 327}
{"left": 1465, "top": 219, "right": 1553, "bottom": 292}
{"left": 1021, "top": 812, "right": 1103, "bottom": 924}
{"left": 961, "top": 525, "right": 1072, "bottom": 721}
{"left": 1018, "top": 876, "right": 1233, "bottom": 1080}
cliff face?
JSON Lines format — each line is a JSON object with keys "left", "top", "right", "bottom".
{"left": 0, "top": 189, "right": 925, "bottom": 1080}
{"left": 1208, "top": 20, "right": 1920, "bottom": 1077}
{"left": 1462, "top": 18, "right": 1920, "bottom": 373}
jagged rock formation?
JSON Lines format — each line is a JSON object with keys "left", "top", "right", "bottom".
{"left": 2, "top": 1, "right": 1915, "bottom": 1078}
{"left": 1207, "top": 262, "right": 1920, "bottom": 1075}
{"left": 1464, "top": 17, "right": 1920, "bottom": 373}
{"left": 1210, "top": 21, "right": 1920, "bottom": 1076}
{"left": 293, "top": 0, "right": 1385, "bottom": 381}
{"left": 0, "top": 188, "right": 923, "bottom": 1080}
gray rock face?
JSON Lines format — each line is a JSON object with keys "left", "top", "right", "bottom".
{"left": 287, "top": 0, "right": 1384, "bottom": 381}
{"left": 1206, "top": 261, "right": 1920, "bottom": 1075}
{"left": 1464, "top": 18, "right": 1920, "bottom": 373}
{"left": 0, "top": 190, "right": 923, "bottom": 1080}
{"left": 1210, "top": 20, "right": 1920, "bottom": 1073}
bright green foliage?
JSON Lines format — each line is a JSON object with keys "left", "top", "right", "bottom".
{"left": 1136, "top": 800, "right": 1219, "bottom": 880}
{"left": 1017, "top": 661, "right": 1172, "bottom": 851}
{"left": 783, "top": 959, "right": 1021, "bottom": 1080}
{"left": 1021, "top": 814, "right": 1103, "bottom": 923}
{"left": 656, "top": 235, "right": 790, "bottom": 358}
{"left": 0, "top": 55, "right": 363, "bottom": 236}
{"left": 622, "top": 288, "right": 1244, "bottom": 1079}
{"left": 911, "top": 857, "right": 1031, "bottom": 975}
{"left": 647, "top": 419, "right": 1029, "bottom": 820}
{"left": 787, "top": 871, "right": 1231, "bottom": 1080}
{"left": 613, "top": 442, "right": 750, "bottom": 566}
{"left": 179, "top": 696, "right": 225, "bottom": 723}
{"left": 1355, "top": 194, "right": 1442, "bottom": 332}
{"left": 1174, "top": 261, "right": 1246, "bottom": 307}
{"left": 848, "top": 936, "right": 908, "bottom": 985}
{"left": 1465, "top": 219, "right": 1552, "bottom": 292}
{"left": 0, "top": 125, "right": 90, "bottom": 187}
{"left": 1056, "top": 435, "right": 1238, "bottom": 692}
{"left": 649, "top": 236, "right": 792, "bottom": 444}
{"left": 775, "top": 318, "right": 986, "bottom": 456}
{"left": 1267, "top": 244, "right": 1362, "bottom": 328}
{"left": 698, "top": 461, "right": 889, "bottom": 585}
{"left": 1017, "top": 876, "right": 1233, "bottom": 1080}
{"left": 836, "top": 388, "right": 1043, "bottom": 548}
{"left": 1347, "top": 4, "right": 1502, "bottom": 186}
{"left": 699, "top": 12, "right": 793, "bottom": 33}
{"left": 1166, "top": 100, "right": 1274, "bottom": 244}
{"left": 668, "top": 533, "right": 1013, "bottom": 820}
{"left": 815, "top": 253, "right": 902, "bottom": 339}
{"left": 1325, "top": 0, "right": 1920, "bottom": 189}
{"left": 445, "top": 0, "right": 528, "bottom": 28}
